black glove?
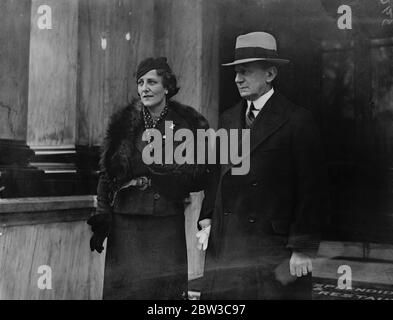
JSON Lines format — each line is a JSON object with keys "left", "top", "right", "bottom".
{"left": 89, "top": 232, "right": 107, "bottom": 253}
{"left": 87, "top": 214, "right": 111, "bottom": 254}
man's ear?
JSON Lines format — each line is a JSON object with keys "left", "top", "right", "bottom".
{"left": 267, "top": 66, "right": 278, "bottom": 83}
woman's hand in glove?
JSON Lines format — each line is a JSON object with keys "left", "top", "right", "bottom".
{"left": 87, "top": 214, "right": 111, "bottom": 254}
{"left": 90, "top": 233, "right": 107, "bottom": 254}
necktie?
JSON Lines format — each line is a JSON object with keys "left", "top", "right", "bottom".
{"left": 246, "top": 102, "right": 257, "bottom": 125}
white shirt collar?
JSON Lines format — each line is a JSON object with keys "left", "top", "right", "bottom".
{"left": 246, "top": 87, "right": 274, "bottom": 116}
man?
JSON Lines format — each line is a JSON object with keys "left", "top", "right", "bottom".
{"left": 197, "top": 32, "right": 328, "bottom": 299}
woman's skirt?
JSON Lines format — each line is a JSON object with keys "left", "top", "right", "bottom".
{"left": 103, "top": 213, "right": 188, "bottom": 300}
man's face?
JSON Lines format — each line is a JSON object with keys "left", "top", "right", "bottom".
{"left": 234, "top": 62, "right": 275, "bottom": 101}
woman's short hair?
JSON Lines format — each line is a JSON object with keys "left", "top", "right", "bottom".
{"left": 136, "top": 57, "right": 180, "bottom": 99}
{"left": 156, "top": 68, "right": 179, "bottom": 99}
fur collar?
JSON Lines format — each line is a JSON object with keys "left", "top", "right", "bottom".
{"left": 100, "top": 98, "right": 209, "bottom": 187}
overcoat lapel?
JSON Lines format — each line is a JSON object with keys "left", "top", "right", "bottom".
{"left": 220, "top": 100, "right": 246, "bottom": 175}
{"left": 248, "top": 93, "right": 289, "bottom": 154}
{"left": 221, "top": 92, "right": 289, "bottom": 177}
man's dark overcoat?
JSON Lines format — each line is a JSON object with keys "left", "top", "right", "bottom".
{"left": 199, "top": 91, "right": 329, "bottom": 299}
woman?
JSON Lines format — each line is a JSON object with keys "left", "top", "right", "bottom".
{"left": 87, "top": 57, "right": 210, "bottom": 299}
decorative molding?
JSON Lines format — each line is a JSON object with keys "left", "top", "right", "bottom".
{"left": 75, "top": 145, "right": 100, "bottom": 174}
{"left": 0, "top": 141, "right": 100, "bottom": 197}
{"left": 0, "top": 139, "right": 34, "bottom": 166}
{"left": 25, "top": 144, "right": 100, "bottom": 196}
{"left": 0, "top": 195, "right": 96, "bottom": 227}
{"left": 29, "top": 144, "right": 100, "bottom": 174}
{"left": 0, "top": 139, "right": 45, "bottom": 197}
{"left": 0, "top": 195, "right": 96, "bottom": 213}
{"left": 28, "top": 145, "right": 78, "bottom": 174}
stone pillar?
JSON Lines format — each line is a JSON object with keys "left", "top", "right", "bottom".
{"left": 26, "top": 0, "right": 85, "bottom": 196}
{"left": 153, "top": 0, "right": 220, "bottom": 280}
{"left": 77, "top": 0, "right": 155, "bottom": 147}
{"left": 154, "top": 0, "right": 220, "bottom": 127}
{"left": 0, "top": 0, "right": 45, "bottom": 198}
{"left": 26, "top": 0, "right": 156, "bottom": 196}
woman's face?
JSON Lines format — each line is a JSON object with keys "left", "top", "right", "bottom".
{"left": 137, "top": 69, "right": 167, "bottom": 109}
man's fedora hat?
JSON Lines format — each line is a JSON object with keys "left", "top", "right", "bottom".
{"left": 222, "top": 32, "right": 289, "bottom": 66}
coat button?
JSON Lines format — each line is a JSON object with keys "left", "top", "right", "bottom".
{"left": 252, "top": 181, "right": 259, "bottom": 187}
{"left": 224, "top": 212, "right": 231, "bottom": 216}
{"left": 153, "top": 193, "right": 160, "bottom": 200}
{"left": 248, "top": 216, "right": 256, "bottom": 223}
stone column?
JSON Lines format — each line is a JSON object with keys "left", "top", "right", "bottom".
{"left": 77, "top": 0, "right": 155, "bottom": 146}
{"left": 0, "top": 0, "right": 45, "bottom": 198}
{"left": 26, "top": 0, "right": 80, "bottom": 195}
{"left": 153, "top": 0, "right": 220, "bottom": 280}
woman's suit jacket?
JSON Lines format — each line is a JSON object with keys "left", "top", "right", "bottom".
{"left": 91, "top": 98, "right": 210, "bottom": 228}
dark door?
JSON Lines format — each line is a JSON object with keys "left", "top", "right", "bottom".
{"left": 218, "top": 0, "right": 393, "bottom": 244}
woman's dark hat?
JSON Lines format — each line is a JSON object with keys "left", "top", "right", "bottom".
{"left": 136, "top": 57, "right": 172, "bottom": 80}
{"left": 222, "top": 32, "right": 289, "bottom": 66}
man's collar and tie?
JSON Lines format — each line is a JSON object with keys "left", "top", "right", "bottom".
{"left": 245, "top": 87, "right": 274, "bottom": 127}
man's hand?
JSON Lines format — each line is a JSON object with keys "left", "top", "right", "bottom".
{"left": 199, "top": 218, "right": 211, "bottom": 229}
{"left": 289, "top": 251, "right": 312, "bottom": 277}
{"left": 196, "top": 219, "right": 212, "bottom": 251}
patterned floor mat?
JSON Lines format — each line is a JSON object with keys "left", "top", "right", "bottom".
{"left": 313, "top": 278, "right": 393, "bottom": 300}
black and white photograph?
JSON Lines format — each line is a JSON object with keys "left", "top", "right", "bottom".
{"left": 0, "top": 0, "right": 392, "bottom": 305}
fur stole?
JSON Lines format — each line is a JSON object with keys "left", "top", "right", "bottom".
{"left": 100, "top": 98, "right": 209, "bottom": 189}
